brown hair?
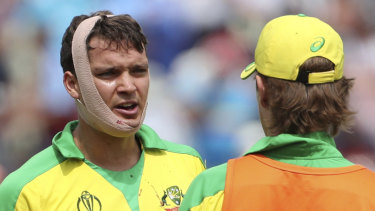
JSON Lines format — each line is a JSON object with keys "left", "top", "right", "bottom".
{"left": 261, "top": 56, "right": 355, "bottom": 136}
{"left": 60, "top": 10, "right": 148, "bottom": 75}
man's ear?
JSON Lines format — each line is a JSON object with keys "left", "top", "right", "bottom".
{"left": 63, "top": 71, "right": 80, "bottom": 99}
{"left": 255, "top": 75, "right": 268, "bottom": 108}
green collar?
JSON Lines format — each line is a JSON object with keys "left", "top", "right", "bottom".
{"left": 52, "top": 120, "right": 167, "bottom": 159}
{"left": 245, "top": 132, "right": 353, "bottom": 167}
{"left": 52, "top": 121, "right": 84, "bottom": 159}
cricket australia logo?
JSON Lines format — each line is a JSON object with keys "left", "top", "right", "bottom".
{"left": 77, "top": 191, "right": 102, "bottom": 211}
{"left": 160, "top": 186, "right": 184, "bottom": 211}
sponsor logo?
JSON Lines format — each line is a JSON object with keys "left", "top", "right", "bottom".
{"left": 310, "top": 37, "right": 325, "bottom": 52}
{"left": 77, "top": 191, "right": 102, "bottom": 211}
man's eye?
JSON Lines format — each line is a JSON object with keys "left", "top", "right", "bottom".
{"left": 97, "top": 71, "right": 115, "bottom": 77}
{"left": 100, "top": 72, "right": 113, "bottom": 76}
{"left": 132, "top": 68, "right": 147, "bottom": 74}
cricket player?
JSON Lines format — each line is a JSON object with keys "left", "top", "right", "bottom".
{"left": 0, "top": 10, "right": 205, "bottom": 211}
{"left": 180, "top": 14, "right": 375, "bottom": 211}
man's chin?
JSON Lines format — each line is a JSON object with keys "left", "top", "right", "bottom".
{"left": 102, "top": 124, "right": 140, "bottom": 138}
{"left": 116, "top": 117, "right": 142, "bottom": 128}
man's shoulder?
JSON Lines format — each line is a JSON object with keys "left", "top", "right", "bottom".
{"left": 159, "top": 139, "right": 201, "bottom": 158}
{"left": 352, "top": 166, "right": 375, "bottom": 190}
{"left": 0, "top": 146, "right": 64, "bottom": 201}
{"left": 179, "top": 163, "right": 228, "bottom": 211}
{"left": 191, "top": 163, "right": 228, "bottom": 191}
{"left": 138, "top": 124, "right": 202, "bottom": 159}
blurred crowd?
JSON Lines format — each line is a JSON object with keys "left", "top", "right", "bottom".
{"left": 1, "top": 0, "right": 375, "bottom": 182}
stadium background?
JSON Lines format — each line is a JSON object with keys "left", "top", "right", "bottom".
{"left": 1, "top": 0, "right": 375, "bottom": 181}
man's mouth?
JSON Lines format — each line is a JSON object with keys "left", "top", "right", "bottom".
{"left": 116, "top": 103, "right": 137, "bottom": 110}
{"left": 114, "top": 102, "right": 139, "bottom": 117}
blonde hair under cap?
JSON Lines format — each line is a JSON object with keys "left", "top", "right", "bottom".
{"left": 72, "top": 15, "right": 147, "bottom": 137}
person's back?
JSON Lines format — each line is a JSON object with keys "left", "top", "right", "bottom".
{"left": 180, "top": 14, "right": 375, "bottom": 211}
{"left": 223, "top": 154, "right": 375, "bottom": 210}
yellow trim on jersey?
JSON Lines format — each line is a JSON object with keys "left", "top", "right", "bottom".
{"left": 190, "top": 190, "right": 224, "bottom": 211}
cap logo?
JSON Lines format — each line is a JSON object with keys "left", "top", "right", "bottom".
{"left": 310, "top": 37, "right": 325, "bottom": 52}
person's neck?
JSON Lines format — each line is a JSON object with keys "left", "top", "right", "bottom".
{"left": 73, "top": 119, "right": 141, "bottom": 171}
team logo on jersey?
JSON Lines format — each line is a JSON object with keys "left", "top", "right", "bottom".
{"left": 160, "top": 186, "right": 184, "bottom": 211}
{"left": 77, "top": 191, "right": 102, "bottom": 211}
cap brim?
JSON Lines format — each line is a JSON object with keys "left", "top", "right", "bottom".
{"left": 240, "top": 62, "right": 256, "bottom": 80}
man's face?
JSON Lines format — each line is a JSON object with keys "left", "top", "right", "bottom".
{"left": 87, "top": 37, "right": 149, "bottom": 129}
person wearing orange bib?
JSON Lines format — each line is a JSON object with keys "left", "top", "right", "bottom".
{"left": 180, "top": 14, "right": 375, "bottom": 211}
{"left": 0, "top": 10, "right": 205, "bottom": 211}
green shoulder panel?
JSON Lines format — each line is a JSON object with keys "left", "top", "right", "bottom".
{"left": 137, "top": 124, "right": 203, "bottom": 162}
{"left": 0, "top": 146, "right": 65, "bottom": 211}
{"left": 160, "top": 139, "right": 203, "bottom": 160}
{"left": 180, "top": 163, "right": 227, "bottom": 210}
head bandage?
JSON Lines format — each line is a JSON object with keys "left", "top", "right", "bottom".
{"left": 72, "top": 15, "right": 147, "bottom": 137}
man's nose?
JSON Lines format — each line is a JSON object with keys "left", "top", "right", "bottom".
{"left": 116, "top": 73, "right": 136, "bottom": 93}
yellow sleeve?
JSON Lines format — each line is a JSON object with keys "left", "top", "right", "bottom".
{"left": 190, "top": 190, "right": 224, "bottom": 211}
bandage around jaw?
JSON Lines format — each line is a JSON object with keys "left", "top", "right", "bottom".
{"left": 72, "top": 15, "right": 147, "bottom": 137}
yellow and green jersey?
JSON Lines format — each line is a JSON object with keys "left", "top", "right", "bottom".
{"left": 179, "top": 132, "right": 375, "bottom": 211}
{"left": 0, "top": 121, "right": 205, "bottom": 211}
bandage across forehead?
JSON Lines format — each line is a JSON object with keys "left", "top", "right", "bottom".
{"left": 72, "top": 15, "right": 147, "bottom": 137}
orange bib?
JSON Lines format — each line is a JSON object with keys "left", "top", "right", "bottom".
{"left": 222, "top": 154, "right": 375, "bottom": 211}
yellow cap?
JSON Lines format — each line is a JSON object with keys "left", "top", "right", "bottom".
{"left": 241, "top": 14, "right": 344, "bottom": 84}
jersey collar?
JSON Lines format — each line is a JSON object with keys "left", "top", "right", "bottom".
{"left": 52, "top": 121, "right": 84, "bottom": 159}
{"left": 52, "top": 120, "right": 167, "bottom": 159}
{"left": 245, "top": 132, "right": 345, "bottom": 161}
